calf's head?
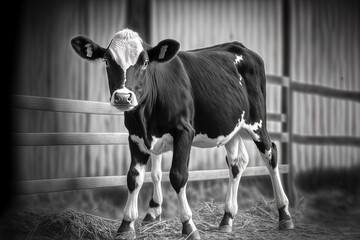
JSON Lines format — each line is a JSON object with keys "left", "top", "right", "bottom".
{"left": 71, "top": 29, "right": 180, "bottom": 111}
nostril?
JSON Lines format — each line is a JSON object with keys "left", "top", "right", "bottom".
{"left": 114, "top": 93, "right": 120, "bottom": 103}
{"left": 127, "top": 93, "right": 132, "bottom": 102}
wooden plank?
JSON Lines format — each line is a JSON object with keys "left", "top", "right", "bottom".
{"left": 267, "top": 113, "right": 287, "bottom": 122}
{"left": 293, "top": 135, "right": 360, "bottom": 146}
{"left": 266, "top": 74, "right": 290, "bottom": 87}
{"left": 13, "top": 131, "right": 288, "bottom": 146}
{"left": 14, "top": 165, "right": 289, "bottom": 195}
{"left": 12, "top": 95, "right": 124, "bottom": 115}
{"left": 240, "top": 131, "right": 289, "bottom": 142}
{"left": 291, "top": 82, "right": 360, "bottom": 102}
{"left": 12, "top": 95, "right": 287, "bottom": 123}
{"left": 13, "top": 133, "right": 129, "bottom": 146}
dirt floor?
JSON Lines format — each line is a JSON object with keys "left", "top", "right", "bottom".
{"left": 1, "top": 188, "right": 359, "bottom": 240}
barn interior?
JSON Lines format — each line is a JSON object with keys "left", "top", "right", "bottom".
{"left": 2, "top": 0, "right": 360, "bottom": 239}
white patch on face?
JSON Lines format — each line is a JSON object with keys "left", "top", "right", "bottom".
{"left": 108, "top": 29, "right": 144, "bottom": 79}
{"left": 234, "top": 54, "right": 243, "bottom": 64}
{"left": 192, "top": 111, "right": 262, "bottom": 148}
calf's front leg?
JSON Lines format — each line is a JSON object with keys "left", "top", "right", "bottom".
{"left": 143, "top": 153, "right": 163, "bottom": 223}
{"left": 115, "top": 139, "right": 150, "bottom": 240}
{"left": 170, "top": 127, "right": 200, "bottom": 240}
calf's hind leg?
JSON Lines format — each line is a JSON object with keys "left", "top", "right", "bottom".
{"left": 253, "top": 133, "right": 294, "bottom": 230}
{"left": 219, "top": 135, "right": 249, "bottom": 233}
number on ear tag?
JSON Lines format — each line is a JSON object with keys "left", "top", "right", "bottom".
{"left": 159, "top": 45, "right": 168, "bottom": 59}
{"left": 85, "top": 43, "right": 93, "bottom": 57}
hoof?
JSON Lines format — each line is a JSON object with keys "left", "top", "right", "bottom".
{"left": 114, "top": 231, "right": 136, "bottom": 240}
{"left": 219, "top": 224, "right": 232, "bottom": 233}
{"left": 115, "top": 219, "right": 136, "bottom": 240}
{"left": 279, "top": 219, "right": 294, "bottom": 230}
{"left": 219, "top": 212, "right": 233, "bottom": 233}
{"left": 182, "top": 219, "right": 201, "bottom": 239}
{"left": 142, "top": 213, "right": 161, "bottom": 225}
{"left": 182, "top": 229, "right": 201, "bottom": 240}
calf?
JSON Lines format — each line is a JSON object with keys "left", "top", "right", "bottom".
{"left": 71, "top": 29, "right": 294, "bottom": 240}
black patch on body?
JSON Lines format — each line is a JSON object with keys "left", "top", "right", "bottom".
{"left": 254, "top": 140, "right": 267, "bottom": 154}
{"left": 231, "top": 164, "right": 240, "bottom": 179}
{"left": 278, "top": 206, "right": 291, "bottom": 221}
{"left": 219, "top": 212, "right": 234, "bottom": 226}
{"left": 270, "top": 142, "right": 278, "bottom": 169}
{"left": 149, "top": 198, "right": 160, "bottom": 208}
{"left": 127, "top": 166, "right": 140, "bottom": 193}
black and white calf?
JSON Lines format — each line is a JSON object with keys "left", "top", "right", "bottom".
{"left": 71, "top": 29, "right": 294, "bottom": 239}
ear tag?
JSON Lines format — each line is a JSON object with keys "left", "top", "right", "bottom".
{"left": 85, "top": 43, "right": 93, "bottom": 57}
{"left": 158, "top": 45, "right": 168, "bottom": 59}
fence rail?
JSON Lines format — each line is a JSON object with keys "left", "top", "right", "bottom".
{"left": 13, "top": 131, "right": 289, "bottom": 146}
{"left": 13, "top": 75, "right": 360, "bottom": 196}
{"left": 14, "top": 165, "right": 289, "bottom": 195}
{"left": 12, "top": 76, "right": 291, "bottom": 196}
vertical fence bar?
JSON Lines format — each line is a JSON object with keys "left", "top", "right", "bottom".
{"left": 282, "top": 0, "right": 297, "bottom": 206}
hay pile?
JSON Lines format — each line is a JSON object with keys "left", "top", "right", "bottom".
{"left": 0, "top": 208, "right": 118, "bottom": 240}
{"left": 0, "top": 196, "right": 348, "bottom": 240}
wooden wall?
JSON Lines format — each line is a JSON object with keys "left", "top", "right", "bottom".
{"left": 13, "top": 0, "right": 359, "bottom": 181}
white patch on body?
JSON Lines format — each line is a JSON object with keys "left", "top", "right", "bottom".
{"left": 177, "top": 186, "right": 194, "bottom": 223}
{"left": 193, "top": 111, "right": 262, "bottom": 147}
{"left": 264, "top": 149, "right": 272, "bottom": 162}
{"left": 261, "top": 158, "right": 290, "bottom": 210}
{"left": 239, "top": 74, "right": 243, "bottom": 86}
{"left": 108, "top": 29, "right": 144, "bottom": 81}
{"left": 123, "top": 164, "right": 145, "bottom": 222}
{"left": 130, "top": 133, "right": 174, "bottom": 155}
{"left": 147, "top": 154, "right": 163, "bottom": 218}
{"left": 224, "top": 137, "right": 248, "bottom": 217}
{"left": 234, "top": 54, "right": 243, "bottom": 64}
{"left": 130, "top": 112, "right": 262, "bottom": 152}
{"left": 130, "top": 135, "right": 151, "bottom": 155}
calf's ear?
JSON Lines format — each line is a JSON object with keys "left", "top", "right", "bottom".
{"left": 148, "top": 39, "right": 180, "bottom": 63}
{"left": 71, "top": 36, "right": 106, "bottom": 60}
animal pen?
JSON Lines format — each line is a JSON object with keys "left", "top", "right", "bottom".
{"left": 12, "top": 75, "right": 360, "bottom": 198}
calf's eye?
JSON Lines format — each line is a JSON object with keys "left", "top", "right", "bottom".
{"left": 102, "top": 58, "right": 109, "bottom": 68}
{"left": 141, "top": 59, "right": 149, "bottom": 70}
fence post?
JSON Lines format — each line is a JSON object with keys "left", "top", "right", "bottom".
{"left": 281, "top": 0, "right": 297, "bottom": 206}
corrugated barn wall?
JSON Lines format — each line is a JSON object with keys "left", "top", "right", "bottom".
{"left": 290, "top": 0, "right": 360, "bottom": 173}
{"left": 13, "top": 0, "right": 359, "bottom": 182}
